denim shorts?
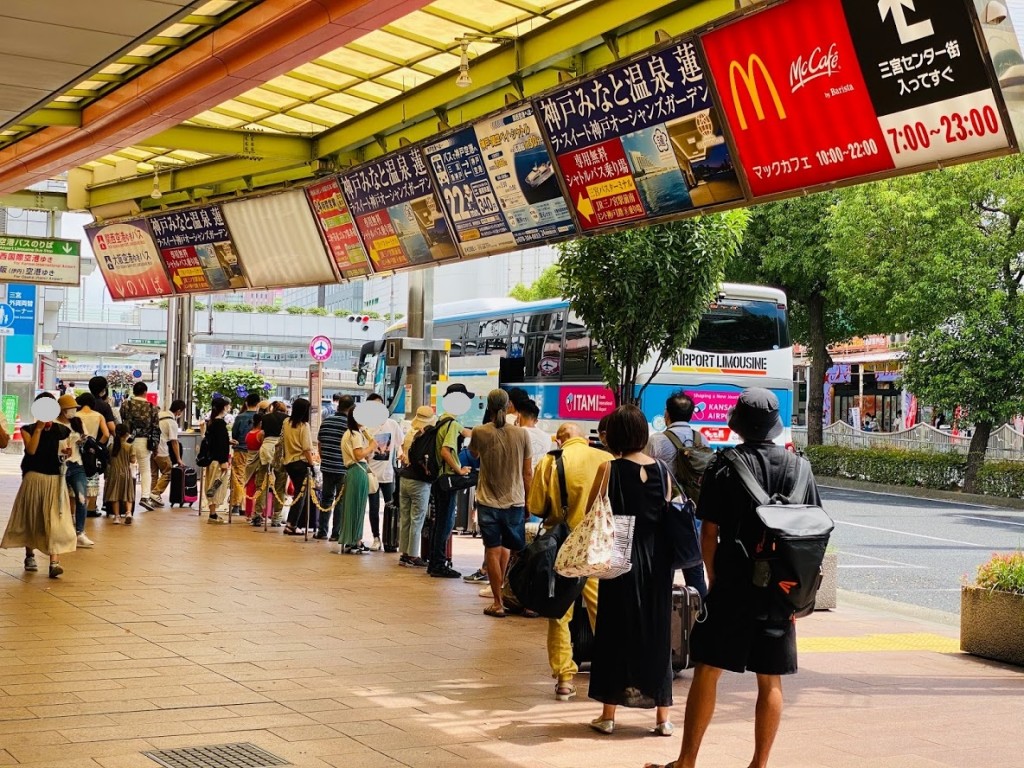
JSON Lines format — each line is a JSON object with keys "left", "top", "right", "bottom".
{"left": 477, "top": 504, "right": 526, "bottom": 551}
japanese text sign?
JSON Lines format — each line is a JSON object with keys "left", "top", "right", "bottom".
{"left": 0, "top": 236, "right": 81, "bottom": 286}
{"left": 85, "top": 219, "right": 172, "bottom": 299}
{"left": 536, "top": 40, "right": 743, "bottom": 230}
{"left": 700, "top": 0, "right": 1011, "bottom": 197}
{"left": 423, "top": 106, "right": 576, "bottom": 255}
{"left": 150, "top": 205, "right": 247, "bottom": 293}
{"left": 340, "top": 147, "right": 459, "bottom": 271}
{"left": 305, "top": 177, "right": 374, "bottom": 278}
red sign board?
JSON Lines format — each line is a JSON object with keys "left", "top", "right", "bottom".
{"left": 305, "top": 177, "right": 374, "bottom": 279}
{"left": 557, "top": 139, "right": 648, "bottom": 231}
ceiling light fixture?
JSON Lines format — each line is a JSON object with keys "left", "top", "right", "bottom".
{"left": 454, "top": 33, "right": 516, "bottom": 89}
{"left": 456, "top": 38, "right": 472, "bottom": 88}
{"left": 150, "top": 168, "right": 162, "bottom": 200}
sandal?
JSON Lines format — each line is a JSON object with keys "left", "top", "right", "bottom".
{"left": 555, "top": 682, "right": 577, "bottom": 701}
{"left": 484, "top": 605, "right": 507, "bottom": 618}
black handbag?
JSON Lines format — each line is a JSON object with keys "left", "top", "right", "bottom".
{"left": 435, "top": 469, "right": 478, "bottom": 493}
{"left": 658, "top": 461, "right": 703, "bottom": 569}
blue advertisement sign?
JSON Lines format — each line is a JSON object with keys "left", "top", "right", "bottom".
{"left": 340, "top": 147, "right": 459, "bottom": 272}
{"left": 150, "top": 206, "right": 246, "bottom": 293}
{"left": 423, "top": 105, "right": 577, "bottom": 256}
{"left": 535, "top": 39, "right": 744, "bottom": 231}
{"left": 3, "top": 284, "right": 36, "bottom": 382}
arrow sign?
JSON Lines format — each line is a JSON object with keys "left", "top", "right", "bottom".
{"left": 878, "top": 0, "right": 934, "bottom": 45}
{"left": 576, "top": 193, "right": 594, "bottom": 223}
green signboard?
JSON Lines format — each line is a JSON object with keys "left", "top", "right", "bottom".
{"left": 0, "top": 236, "right": 81, "bottom": 286}
{"left": 1, "top": 394, "right": 18, "bottom": 431}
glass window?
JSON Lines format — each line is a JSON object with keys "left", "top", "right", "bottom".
{"left": 527, "top": 311, "right": 564, "bottom": 333}
{"left": 478, "top": 315, "right": 510, "bottom": 356}
{"left": 436, "top": 323, "right": 463, "bottom": 356}
{"left": 509, "top": 314, "right": 528, "bottom": 359}
{"left": 525, "top": 331, "right": 563, "bottom": 380}
{"left": 689, "top": 299, "right": 790, "bottom": 354}
{"left": 563, "top": 312, "right": 592, "bottom": 379}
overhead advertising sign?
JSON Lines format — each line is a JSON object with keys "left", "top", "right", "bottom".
{"left": 423, "top": 105, "right": 576, "bottom": 256}
{"left": 0, "top": 236, "right": 81, "bottom": 286}
{"left": 305, "top": 176, "right": 374, "bottom": 279}
{"left": 340, "top": 147, "right": 459, "bottom": 272}
{"left": 700, "top": 0, "right": 1012, "bottom": 198}
{"left": 536, "top": 40, "right": 743, "bottom": 231}
{"left": 85, "top": 219, "right": 173, "bottom": 299}
{"left": 150, "top": 206, "right": 247, "bottom": 293}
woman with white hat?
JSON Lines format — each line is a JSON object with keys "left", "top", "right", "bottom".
{"left": 396, "top": 405, "right": 436, "bottom": 567}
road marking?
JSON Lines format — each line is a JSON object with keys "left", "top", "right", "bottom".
{"left": 835, "top": 520, "right": 986, "bottom": 548}
{"left": 799, "top": 632, "right": 958, "bottom": 653}
{"left": 837, "top": 550, "right": 926, "bottom": 568}
{"left": 839, "top": 564, "right": 917, "bottom": 569}
{"left": 954, "top": 514, "right": 1024, "bottom": 528}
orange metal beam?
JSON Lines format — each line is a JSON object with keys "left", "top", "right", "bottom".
{"left": 0, "top": 0, "right": 432, "bottom": 193}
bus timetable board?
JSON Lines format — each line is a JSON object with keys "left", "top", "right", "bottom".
{"left": 340, "top": 146, "right": 459, "bottom": 272}
{"left": 535, "top": 39, "right": 744, "bottom": 232}
{"left": 422, "top": 105, "right": 577, "bottom": 257}
{"left": 150, "top": 205, "right": 247, "bottom": 293}
{"left": 700, "top": 0, "right": 1012, "bottom": 197}
{"left": 85, "top": 219, "right": 172, "bottom": 300}
{"left": 305, "top": 176, "right": 374, "bottom": 279}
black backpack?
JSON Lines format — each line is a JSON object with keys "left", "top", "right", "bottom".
{"left": 404, "top": 417, "right": 454, "bottom": 482}
{"left": 723, "top": 450, "right": 834, "bottom": 622}
{"left": 664, "top": 427, "right": 714, "bottom": 502}
{"left": 81, "top": 436, "right": 109, "bottom": 478}
{"left": 195, "top": 435, "right": 212, "bottom": 468}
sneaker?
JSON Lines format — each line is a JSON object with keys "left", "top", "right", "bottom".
{"left": 370, "top": 537, "right": 382, "bottom": 551}
{"left": 313, "top": 532, "right": 327, "bottom": 540}
{"left": 269, "top": 519, "right": 283, "bottom": 527}
{"left": 230, "top": 505, "right": 242, "bottom": 516}
{"left": 207, "top": 514, "right": 227, "bottom": 524}
{"left": 149, "top": 496, "right": 166, "bottom": 508}
{"left": 399, "top": 555, "right": 415, "bottom": 567}
{"left": 76, "top": 533, "right": 95, "bottom": 548}
{"left": 251, "top": 516, "right": 264, "bottom": 527}
{"left": 48, "top": 563, "right": 64, "bottom": 579}
{"left": 463, "top": 568, "right": 489, "bottom": 584}
{"left": 112, "top": 516, "right": 121, "bottom": 525}
{"left": 124, "top": 516, "right": 133, "bottom": 526}
{"left": 24, "top": 555, "right": 38, "bottom": 572}
{"left": 409, "top": 556, "right": 428, "bottom": 568}
{"left": 429, "top": 566, "right": 462, "bottom": 579}
{"left": 139, "top": 498, "right": 154, "bottom": 511}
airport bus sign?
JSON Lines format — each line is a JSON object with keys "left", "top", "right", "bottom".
{"left": 309, "top": 335, "right": 333, "bottom": 362}
{"left": 0, "top": 236, "right": 81, "bottom": 286}
{"left": 305, "top": 176, "right": 374, "bottom": 279}
{"left": 85, "top": 219, "right": 173, "bottom": 299}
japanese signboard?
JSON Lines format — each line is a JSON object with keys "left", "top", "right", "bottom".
{"left": 150, "top": 205, "right": 247, "bottom": 293}
{"left": 340, "top": 147, "right": 459, "bottom": 272}
{"left": 305, "top": 177, "right": 374, "bottom": 278}
{"left": 700, "top": 0, "right": 1012, "bottom": 198}
{"left": 85, "top": 219, "right": 173, "bottom": 299}
{"left": 0, "top": 236, "right": 81, "bottom": 286}
{"left": 423, "top": 106, "right": 576, "bottom": 256}
{"left": 536, "top": 40, "right": 743, "bottom": 231}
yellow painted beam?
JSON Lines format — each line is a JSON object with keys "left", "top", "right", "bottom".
{"left": 135, "top": 126, "right": 312, "bottom": 161}
{"left": 0, "top": 190, "right": 68, "bottom": 212}
{"left": 20, "top": 109, "right": 83, "bottom": 128}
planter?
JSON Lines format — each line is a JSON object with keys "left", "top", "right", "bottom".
{"left": 961, "top": 585, "right": 1024, "bottom": 666}
{"left": 814, "top": 551, "right": 838, "bottom": 611}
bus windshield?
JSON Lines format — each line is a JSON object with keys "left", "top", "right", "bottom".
{"left": 689, "top": 299, "right": 790, "bottom": 354}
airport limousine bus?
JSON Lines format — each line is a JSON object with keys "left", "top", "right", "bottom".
{"left": 357, "top": 283, "right": 793, "bottom": 447}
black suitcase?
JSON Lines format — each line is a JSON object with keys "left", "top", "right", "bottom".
{"left": 382, "top": 500, "right": 400, "bottom": 552}
{"left": 170, "top": 465, "right": 199, "bottom": 507}
{"left": 422, "top": 493, "right": 453, "bottom": 569}
{"left": 671, "top": 585, "right": 703, "bottom": 673}
{"left": 569, "top": 593, "right": 595, "bottom": 668}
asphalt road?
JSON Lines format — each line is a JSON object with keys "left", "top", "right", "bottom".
{"left": 819, "top": 486, "right": 1024, "bottom": 615}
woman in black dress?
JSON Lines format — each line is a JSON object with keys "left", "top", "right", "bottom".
{"left": 587, "top": 405, "right": 677, "bottom": 737}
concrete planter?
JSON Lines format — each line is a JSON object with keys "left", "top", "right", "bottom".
{"left": 961, "top": 586, "right": 1024, "bottom": 666}
{"left": 814, "top": 551, "right": 838, "bottom": 611}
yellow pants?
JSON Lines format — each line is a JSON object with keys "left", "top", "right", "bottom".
{"left": 229, "top": 451, "right": 250, "bottom": 507}
{"left": 547, "top": 577, "right": 599, "bottom": 683}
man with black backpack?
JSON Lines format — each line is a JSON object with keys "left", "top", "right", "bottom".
{"left": 647, "top": 389, "right": 824, "bottom": 768}
{"left": 645, "top": 391, "right": 712, "bottom": 597}
{"left": 120, "top": 382, "right": 159, "bottom": 510}
{"left": 426, "top": 383, "right": 474, "bottom": 578}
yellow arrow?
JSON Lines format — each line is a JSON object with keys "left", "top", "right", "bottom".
{"left": 576, "top": 192, "right": 594, "bottom": 222}
{"left": 172, "top": 272, "right": 183, "bottom": 288}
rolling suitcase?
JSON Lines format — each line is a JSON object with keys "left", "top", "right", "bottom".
{"left": 170, "top": 465, "right": 199, "bottom": 507}
{"left": 382, "top": 500, "right": 400, "bottom": 552}
{"left": 422, "top": 493, "right": 453, "bottom": 569}
{"left": 671, "top": 585, "right": 703, "bottom": 673}
{"left": 569, "top": 592, "right": 594, "bottom": 669}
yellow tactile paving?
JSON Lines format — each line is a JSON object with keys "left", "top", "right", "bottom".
{"left": 799, "top": 632, "right": 960, "bottom": 653}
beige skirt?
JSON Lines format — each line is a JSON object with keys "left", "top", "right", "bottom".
{"left": 1, "top": 471, "right": 77, "bottom": 555}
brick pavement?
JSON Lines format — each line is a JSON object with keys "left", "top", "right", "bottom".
{"left": 0, "top": 452, "right": 1022, "bottom": 768}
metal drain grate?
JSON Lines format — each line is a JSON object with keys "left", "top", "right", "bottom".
{"left": 143, "top": 743, "right": 290, "bottom": 768}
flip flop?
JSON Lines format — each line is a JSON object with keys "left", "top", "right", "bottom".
{"left": 484, "top": 605, "right": 507, "bottom": 618}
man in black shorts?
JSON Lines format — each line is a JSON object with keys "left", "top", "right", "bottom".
{"left": 649, "top": 388, "right": 821, "bottom": 768}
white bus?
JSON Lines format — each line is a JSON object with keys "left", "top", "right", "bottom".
{"left": 358, "top": 282, "right": 793, "bottom": 447}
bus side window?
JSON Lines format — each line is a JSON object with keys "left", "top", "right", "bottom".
{"left": 510, "top": 314, "right": 527, "bottom": 359}
{"left": 478, "top": 316, "right": 510, "bottom": 356}
{"left": 524, "top": 312, "right": 563, "bottom": 380}
{"left": 563, "top": 313, "right": 593, "bottom": 380}
{"left": 436, "top": 323, "right": 463, "bottom": 357}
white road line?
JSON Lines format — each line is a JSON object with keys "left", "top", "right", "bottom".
{"left": 954, "top": 514, "right": 1024, "bottom": 528}
{"left": 837, "top": 550, "right": 926, "bottom": 568}
{"left": 839, "top": 565, "right": 917, "bottom": 569}
{"left": 834, "top": 520, "right": 986, "bottom": 548}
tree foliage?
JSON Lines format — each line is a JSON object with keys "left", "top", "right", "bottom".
{"left": 558, "top": 213, "right": 746, "bottom": 405}
{"left": 509, "top": 264, "right": 563, "bottom": 302}
{"left": 192, "top": 370, "right": 274, "bottom": 412}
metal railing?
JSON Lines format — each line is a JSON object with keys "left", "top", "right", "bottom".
{"left": 792, "top": 422, "right": 1024, "bottom": 460}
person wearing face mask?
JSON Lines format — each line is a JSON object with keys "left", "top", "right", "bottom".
{"left": 56, "top": 395, "right": 93, "bottom": 548}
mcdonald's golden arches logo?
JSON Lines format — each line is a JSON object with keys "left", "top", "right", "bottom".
{"left": 729, "top": 54, "right": 787, "bottom": 130}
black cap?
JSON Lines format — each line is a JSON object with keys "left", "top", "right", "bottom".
{"left": 445, "top": 382, "right": 475, "bottom": 398}
{"left": 727, "top": 388, "right": 783, "bottom": 442}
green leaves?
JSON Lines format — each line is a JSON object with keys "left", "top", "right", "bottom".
{"left": 509, "top": 264, "right": 562, "bottom": 302}
{"left": 192, "top": 370, "right": 274, "bottom": 411}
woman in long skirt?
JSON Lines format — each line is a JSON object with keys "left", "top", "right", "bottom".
{"left": 1, "top": 393, "right": 77, "bottom": 578}
{"left": 339, "top": 412, "right": 378, "bottom": 553}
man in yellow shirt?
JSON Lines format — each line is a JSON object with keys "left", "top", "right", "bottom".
{"left": 527, "top": 422, "right": 613, "bottom": 701}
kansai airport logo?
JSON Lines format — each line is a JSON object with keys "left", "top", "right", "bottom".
{"left": 728, "top": 54, "right": 788, "bottom": 130}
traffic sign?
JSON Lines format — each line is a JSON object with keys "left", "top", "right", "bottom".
{"left": 309, "top": 335, "right": 333, "bottom": 362}
{"left": 0, "top": 303, "right": 13, "bottom": 328}
{"left": 132, "top": 369, "right": 143, "bottom": 379}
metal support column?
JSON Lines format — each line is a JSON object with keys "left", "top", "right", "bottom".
{"left": 406, "top": 269, "right": 435, "bottom": 414}
{"left": 175, "top": 295, "right": 195, "bottom": 425}
{"left": 163, "top": 296, "right": 178, "bottom": 408}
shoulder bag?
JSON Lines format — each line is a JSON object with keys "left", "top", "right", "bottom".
{"left": 657, "top": 460, "right": 703, "bottom": 569}
{"left": 555, "top": 462, "right": 635, "bottom": 580}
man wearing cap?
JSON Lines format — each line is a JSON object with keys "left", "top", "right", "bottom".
{"left": 397, "top": 405, "right": 436, "bottom": 567}
{"left": 648, "top": 388, "right": 821, "bottom": 768}
{"left": 427, "top": 383, "right": 474, "bottom": 578}
{"left": 470, "top": 389, "right": 533, "bottom": 617}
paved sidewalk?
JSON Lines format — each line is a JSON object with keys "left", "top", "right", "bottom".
{"left": 0, "top": 453, "right": 1022, "bottom": 768}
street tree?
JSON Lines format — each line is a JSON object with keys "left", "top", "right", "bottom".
{"left": 509, "top": 264, "right": 562, "bottom": 302}
{"left": 558, "top": 212, "right": 746, "bottom": 405}
{"left": 731, "top": 193, "right": 867, "bottom": 445}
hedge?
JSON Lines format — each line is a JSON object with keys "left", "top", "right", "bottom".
{"left": 804, "top": 445, "right": 1024, "bottom": 499}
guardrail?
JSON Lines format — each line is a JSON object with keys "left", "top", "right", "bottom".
{"left": 792, "top": 422, "right": 1024, "bottom": 460}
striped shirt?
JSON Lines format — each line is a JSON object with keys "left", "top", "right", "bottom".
{"left": 317, "top": 413, "right": 349, "bottom": 475}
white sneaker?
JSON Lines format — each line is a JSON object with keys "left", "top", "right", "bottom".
{"left": 370, "top": 537, "right": 383, "bottom": 551}
{"left": 76, "top": 533, "right": 95, "bottom": 548}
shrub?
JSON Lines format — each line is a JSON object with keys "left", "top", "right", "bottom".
{"left": 155, "top": 300, "right": 169, "bottom": 309}
{"left": 213, "top": 301, "right": 231, "bottom": 312}
{"left": 976, "top": 461, "right": 1024, "bottom": 499}
{"left": 231, "top": 303, "right": 254, "bottom": 313}
{"left": 308, "top": 307, "right": 328, "bottom": 317}
{"left": 194, "top": 301, "right": 206, "bottom": 310}
{"left": 974, "top": 552, "right": 1024, "bottom": 595}
{"left": 333, "top": 309, "right": 348, "bottom": 317}
{"left": 286, "top": 306, "right": 306, "bottom": 315}
{"left": 803, "top": 445, "right": 965, "bottom": 490}
{"left": 256, "top": 305, "right": 279, "bottom": 314}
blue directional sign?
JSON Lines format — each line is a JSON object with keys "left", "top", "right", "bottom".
{"left": 0, "top": 302, "right": 14, "bottom": 334}
{"left": 3, "top": 284, "right": 36, "bottom": 381}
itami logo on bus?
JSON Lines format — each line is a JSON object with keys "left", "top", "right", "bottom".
{"left": 789, "top": 44, "right": 840, "bottom": 93}
{"left": 561, "top": 388, "right": 616, "bottom": 418}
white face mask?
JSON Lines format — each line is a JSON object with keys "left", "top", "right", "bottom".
{"left": 63, "top": 409, "right": 76, "bottom": 419}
